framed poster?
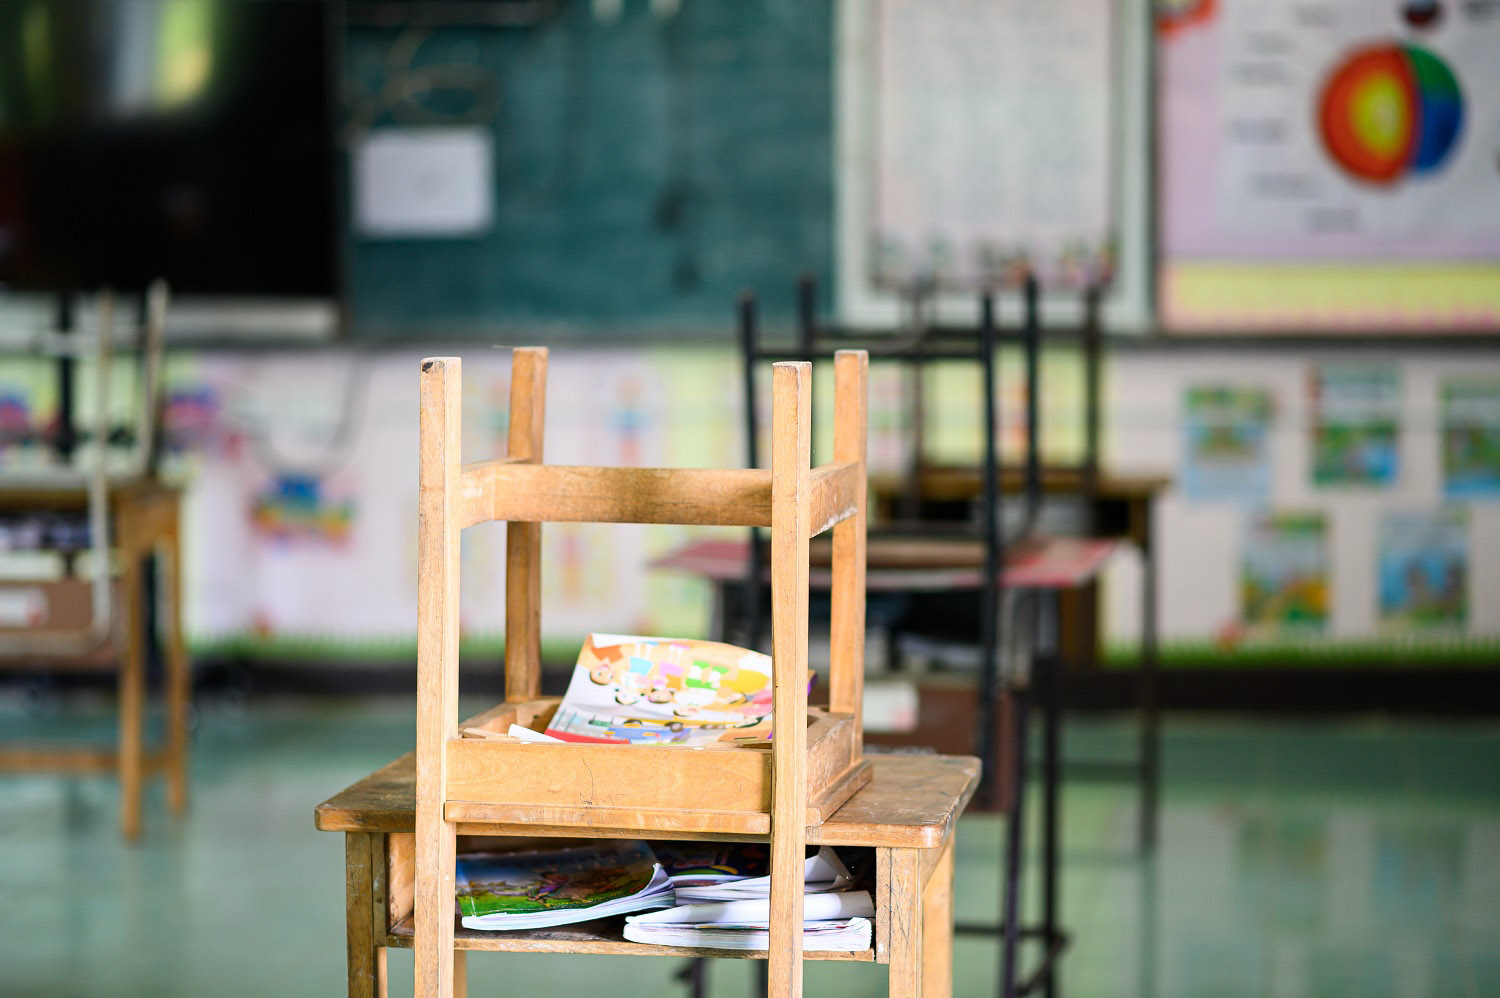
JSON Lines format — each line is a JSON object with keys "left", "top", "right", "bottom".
{"left": 836, "top": 0, "right": 1151, "bottom": 330}
{"left": 870, "top": 0, "right": 1117, "bottom": 289}
{"left": 1157, "top": 0, "right": 1500, "bottom": 331}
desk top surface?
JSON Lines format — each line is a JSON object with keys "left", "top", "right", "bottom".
{"left": 870, "top": 466, "right": 1171, "bottom": 502}
{"left": 316, "top": 752, "right": 981, "bottom": 850}
{"left": 653, "top": 535, "right": 1118, "bottom": 591}
{"left": 0, "top": 477, "right": 179, "bottom": 512}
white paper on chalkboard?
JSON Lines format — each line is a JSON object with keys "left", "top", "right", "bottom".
{"left": 871, "top": 0, "right": 1115, "bottom": 289}
{"left": 836, "top": 0, "right": 1151, "bottom": 331}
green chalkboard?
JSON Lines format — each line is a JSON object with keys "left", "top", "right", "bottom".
{"left": 346, "top": 0, "right": 833, "bottom": 337}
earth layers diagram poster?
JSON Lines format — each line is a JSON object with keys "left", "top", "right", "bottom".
{"left": 1158, "top": 0, "right": 1500, "bottom": 330}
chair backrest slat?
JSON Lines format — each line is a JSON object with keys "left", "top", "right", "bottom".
{"left": 461, "top": 464, "right": 776, "bottom": 529}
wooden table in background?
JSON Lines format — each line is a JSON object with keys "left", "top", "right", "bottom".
{"left": 0, "top": 479, "right": 190, "bottom": 840}
{"left": 870, "top": 465, "right": 1169, "bottom": 852}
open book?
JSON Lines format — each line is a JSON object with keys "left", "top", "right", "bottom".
{"left": 542, "top": 634, "right": 783, "bottom": 746}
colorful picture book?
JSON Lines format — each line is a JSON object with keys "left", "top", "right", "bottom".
{"left": 542, "top": 634, "right": 782, "bottom": 746}
{"left": 1378, "top": 509, "right": 1468, "bottom": 629}
{"left": 1242, "top": 512, "right": 1329, "bottom": 633}
{"left": 455, "top": 842, "right": 673, "bottom": 931}
{"left": 1310, "top": 364, "right": 1400, "bottom": 487}
{"left": 1181, "top": 385, "right": 1273, "bottom": 501}
{"left": 650, "top": 841, "right": 770, "bottom": 889}
{"left": 1441, "top": 378, "right": 1500, "bottom": 499}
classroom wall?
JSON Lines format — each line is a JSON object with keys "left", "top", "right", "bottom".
{"left": 121, "top": 345, "right": 1500, "bottom": 665}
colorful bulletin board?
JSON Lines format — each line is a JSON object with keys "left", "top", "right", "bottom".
{"left": 1158, "top": 0, "right": 1500, "bottom": 331}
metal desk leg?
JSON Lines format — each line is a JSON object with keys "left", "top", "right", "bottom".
{"left": 1139, "top": 517, "right": 1161, "bottom": 855}
{"left": 1040, "top": 596, "right": 1062, "bottom": 998}
{"left": 1001, "top": 683, "right": 1029, "bottom": 998}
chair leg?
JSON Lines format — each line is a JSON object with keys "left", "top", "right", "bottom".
{"left": 414, "top": 820, "right": 457, "bottom": 997}
{"left": 165, "top": 526, "right": 190, "bottom": 816}
{"left": 118, "top": 550, "right": 146, "bottom": 842}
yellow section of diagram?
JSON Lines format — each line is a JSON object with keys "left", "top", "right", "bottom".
{"left": 1164, "top": 263, "right": 1500, "bottom": 331}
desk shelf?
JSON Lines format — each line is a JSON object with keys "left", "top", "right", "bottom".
{"left": 322, "top": 752, "right": 979, "bottom": 996}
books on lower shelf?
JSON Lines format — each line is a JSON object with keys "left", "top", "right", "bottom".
{"left": 655, "top": 842, "right": 855, "bottom": 901}
{"left": 455, "top": 842, "right": 672, "bottom": 931}
{"left": 633, "top": 843, "right": 873, "bottom": 952}
{"left": 455, "top": 841, "right": 873, "bottom": 952}
{"left": 622, "top": 917, "right": 874, "bottom": 953}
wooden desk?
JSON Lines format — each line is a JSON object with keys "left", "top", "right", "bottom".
{"left": 317, "top": 752, "right": 979, "bottom": 998}
{"left": 0, "top": 479, "right": 190, "bottom": 841}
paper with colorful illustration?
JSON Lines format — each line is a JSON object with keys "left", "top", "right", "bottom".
{"left": 1181, "top": 385, "right": 1274, "bottom": 501}
{"left": 1441, "top": 379, "right": 1500, "bottom": 499}
{"left": 543, "top": 634, "right": 790, "bottom": 746}
{"left": 1378, "top": 509, "right": 1467, "bottom": 629}
{"left": 1242, "top": 512, "right": 1329, "bottom": 633}
{"left": 1310, "top": 364, "right": 1400, "bottom": 487}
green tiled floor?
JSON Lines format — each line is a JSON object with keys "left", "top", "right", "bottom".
{"left": 1, "top": 695, "right": 1497, "bottom": 996}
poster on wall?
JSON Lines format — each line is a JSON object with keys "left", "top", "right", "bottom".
{"left": 1377, "top": 508, "right": 1467, "bottom": 629}
{"left": 1158, "top": 0, "right": 1500, "bottom": 330}
{"left": 1181, "top": 385, "right": 1274, "bottom": 501}
{"left": 1441, "top": 377, "right": 1500, "bottom": 498}
{"left": 1242, "top": 511, "right": 1329, "bottom": 633}
{"left": 872, "top": 0, "right": 1115, "bottom": 288}
{"left": 1309, "top": 363, "right": 1400, "bottom": 486}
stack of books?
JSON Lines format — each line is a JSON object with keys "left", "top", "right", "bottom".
{"left": 627, "top": 842, "right": 873, "bottom": 952}
{"left": 454, "top": 841, "right": 872, "bottom": 952}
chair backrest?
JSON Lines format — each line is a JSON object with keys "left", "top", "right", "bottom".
{"left": 416, "top": 344, "right": 869, "bottom": 765}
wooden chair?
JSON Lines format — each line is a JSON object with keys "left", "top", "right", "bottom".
{"left": 0, "top": 285, "right": 188, "bottom": 841}
{"left": 414, "top": 347, "right": 871, "bottom": 997}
